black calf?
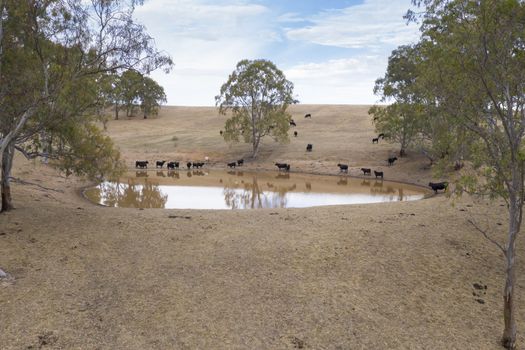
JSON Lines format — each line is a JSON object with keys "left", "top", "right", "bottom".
{"left": 304, "top": 113, "right": 311, "bottom": 118}
{"left": 290, "top": 119, "right": 297, "bottom": 127}
{"left": 361, "top": 168, "right": 371, "bottom": 176}
{"left": 294, "top": 131, "right": 298, "bottom": 137}
{"left": 275, "top": 163, "right": 290, "bottom": 171}
{"left": 429, "top": 182, "right": 448, "bottom": 193}
{"left": 372, "top": 138, "right": 379, "bottom": 144}
{"left": 192, "top": 162, "right": 204, "bottom": 169}
{"left": 337, "top": 163, "right": 348, "bottom": 173}
{"left": 388, "top": 157, "right": 398, "bottom": 166}
{"left": 374, "top": 170, "right": 384, "bottom": 179}
{"left": 306, "top": 144, "right": 313, "bottom": 152}
{"left": 237, "top": 159, "right": 244, "bottom": 166}
{"left": 135, "top": 160, "right": 149, "bottom": 169}
{"left": 227, "top": 162, "right": 236, "bottom": 168}
{"left": 156, "top": 160, "right": 166, "bottom": 168}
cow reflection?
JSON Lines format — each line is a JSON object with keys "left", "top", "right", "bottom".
{"left": 136, "top": 171, "right": 148, "bottom": 177}
{"left": 337, "top": 177, "right": 348, "bottom": 186}
{"left": 192, "top": 170, "right": 206, "bottom": 176}
{"left": 167, "top": 170, "right": 179, "bottom": 179}
{"left": 275, "top": 173, "right": 290, "bottom": 179}
{"left": 156, "top": 171, "right": 166, "bottom": 177}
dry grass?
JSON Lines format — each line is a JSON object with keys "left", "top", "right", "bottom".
{"left": 0, "top": 105, "right": 522, "bottom": 349}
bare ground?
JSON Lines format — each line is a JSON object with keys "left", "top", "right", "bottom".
{"left": 0, "top": 105, "right": 522, "bottom": 349}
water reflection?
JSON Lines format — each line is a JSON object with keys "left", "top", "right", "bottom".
{"left": 337, "top": 177, "right": 348, "bottom": 186}
{"left": 95, "top": 179, "right": 167, "bottom": 208}
{"left": 85, "top": 170, "right": 428, "bottom": 209}
{"left": 167, "top": 170, "right": 179, "bottom": 178}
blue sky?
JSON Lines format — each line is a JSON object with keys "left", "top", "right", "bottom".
{"left": 134, "top": 0, "right": 420, "bottom": 106}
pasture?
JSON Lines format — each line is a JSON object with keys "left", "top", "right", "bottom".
{"left": 0, "top": 105, "right": 521, "bottom": 349}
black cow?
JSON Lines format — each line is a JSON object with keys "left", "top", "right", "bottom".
{"left": 378, "top": 133, "right": 385, "bottom": 139}
{"left": 429, "top": 182, "right": 448, "bottom": 193}
{"left": 156, "top": 160, "right": 166, "bottom": 168}
{"left": 227, "top": 162, "right": 236, "bottom": 168}
{"left": 237, "top": 159, "right": 244, "bottom": 166}
{"left": 361, "top": 168, "right": 371, "bottom": 176}
{"left": 372, "top": 137, "right": 379, "bottom": 144}
{"left": 290, "top": 119, "right": 297, "bottom": 127}
{"left": 275, "top": 163, "right": 290, "bottom": 171}
{"left": 306, "top": 144, "right": 313, "bottom": 152}
{"left": 374, "top": 170, "right": 384, "bottom": 179}
{"left": 167, "top": 161, "right": 179, "bottom": 170}
{"left": 304, "top": 113, "right": 311, "bottom": 118}
{"left": 220, "top": 130, "right": 223, "bottom": 135}
{"left": 337, "top": 163, "right": 348, "bottom": 173}
{"left": 388, "top": 157, "right": 398, "bottom": 166}
{"left": 294, "top": 131, "right": 298, "bottom": 137}
{"left": 135, "top": 160, "right": 149, "bottom": 169}
{"left": 186, "top": 162, "right": 192, "bottom": 169}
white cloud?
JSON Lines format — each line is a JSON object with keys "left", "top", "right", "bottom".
{"left": 130, "top": 0, "right": 418, "bottom": 105}
{"left": 134, "top": 0, "right": 280, "bottom": 106}
{"left": 285, "top": 0, "right": 419, "bottom": 49}
{"left": 285, "top": 56, "right": 386, "bottom": 105}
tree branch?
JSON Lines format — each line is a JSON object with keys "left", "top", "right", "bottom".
{"left": 467, "top": 218, "right": 506, "bottom": 256}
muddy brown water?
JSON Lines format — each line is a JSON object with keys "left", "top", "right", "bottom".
{"left": 83, "top": 170, "right": 430, "bottom": 209}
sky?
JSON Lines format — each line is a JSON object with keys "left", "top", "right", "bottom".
{"left": 133, "top": 0, "right": 420, "bottom": 106}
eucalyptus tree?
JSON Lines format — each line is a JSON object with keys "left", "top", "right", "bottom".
{"left": 414, "top": 1, "right": 525, "bottom": 347}
{"left": 379, "top": 0, "right": 525, "bottom": 347}
{"left": 0, "top": 0, "right": 172, "bottom": 211}
{"left": 370, "top": 45, "right": 425, "bottom": 157}
{"left": 216, "top": 59, "right": 297, "bottom": 158}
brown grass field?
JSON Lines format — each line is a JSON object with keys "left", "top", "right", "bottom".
{"left": 0, "top": 105, "right": 523, "bottom": 349}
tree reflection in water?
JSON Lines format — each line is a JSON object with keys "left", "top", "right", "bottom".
{"left": 98, "top": 178, "right": 168, "bottom": 208}
{"left": 222, "top": 176, "right": 297, "bottom": 209}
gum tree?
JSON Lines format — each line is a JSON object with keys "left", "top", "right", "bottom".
{"left": 0, "top": 0, "right": 172, "bottom": 211}
{"left": 215, "top": 59, "right": 297, "bottom": 158}
{"left": 378, "top": 0, "right": 525, "bottom": 347}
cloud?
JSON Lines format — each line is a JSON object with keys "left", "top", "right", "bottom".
{"left": 131, "top": 0, "right": 419, "bottom": 105}
{"left": 133, "top": 0, "right": 282, "bottom": 105}
{"left": 136, "top": 0, "right": 272, "bottom": 41}
{"left": 285, "top": 56, "right": 386, "bottom": 104}
{"left": 285, "top": 0, "right": 419, "bottom": 49}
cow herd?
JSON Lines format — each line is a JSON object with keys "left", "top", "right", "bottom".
{"left": 133, "top": 112, "right": 447, "bottom": 195}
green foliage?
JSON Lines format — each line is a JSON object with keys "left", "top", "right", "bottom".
{"left": 0, "top": 0, "right": 172, "bottom": 210}
{"left": 55, "top": 122, "right": 126, "bottom": 181}
{"left": 216, "top": 59, "right": 297, "bottom": 158}
{"left": 101, "top": 70, "right": 166, "bottom": 119}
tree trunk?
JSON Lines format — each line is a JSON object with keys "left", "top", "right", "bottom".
{"left": 502, "top": 188, "right": 521, "bottom": 349}
{"left": 1, "top": 142, "right": 14, "bottom": 212}
{"left": 115, "top": 104, "right": 119, "bottom": 120}
{"left": 399, "top": 148, "right": 406, "bottom": 157}
{"left": 252, "top": 135, "right": 260, "bottom": 159}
